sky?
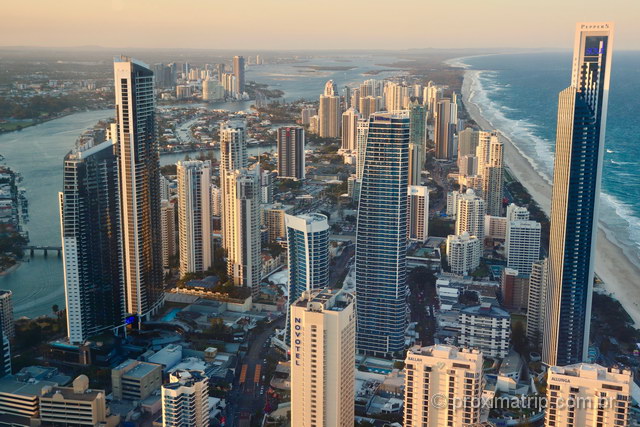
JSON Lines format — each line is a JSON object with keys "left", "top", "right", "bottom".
{"left": 2, "top": 0, "right": 638, "bottom": 50}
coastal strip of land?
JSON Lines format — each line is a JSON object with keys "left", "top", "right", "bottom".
{"left": 460, "top": 67, "right": 640, "bottom": 327}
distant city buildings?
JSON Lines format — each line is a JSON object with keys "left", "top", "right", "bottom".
{"left": 434, "top": 97, "right": 457, "bottom": 160}
{"left": 341, "top": 107, "right": 359, "bottom": 152}
{"left": 455, "top": 189, "right": 486, "bottom": 238}
{"left": 407, "top": 186, "right": 429, "bottom": 243}
{"left": 290, "top": 289, "right": 355, "bottom": 427}
{"left": 277, "top": 126, "right": 305, "bottom": 180}
{"left": 318, "top": 80, "right": 341, "bottom": 138}
{"left": 480, "top": 134, "right": 504, "bottom": 216}
{"left": 233, "top": 55, "right": 245, "bottom": 95}
{"left": 527, "top": 258, "right": 548, "bottom": 347}
{"left": 202, "top": 78, "right": 224, "bottom": 101}
{"left": 0, "top": 291, "right": 13, "bottom": 340}
{"left": 160, "top": 200, "right": 177, "bottom": 269}
{"left": 285, "top": 214, "right": 330, "bottom": 345}
{"left": 177, "top": 160, "right": 212, "bottom": 276}
{"left": 501, "top": 267, "right": 529, "bottom": 311}
{"left": 408, "top": 101, "right": 427, "bottom": 185}
{"left": 505, "top": 219, "right": 541, "bottom": 276}
{"left": 222, "top": 166, "right": 262, "bottom": 296}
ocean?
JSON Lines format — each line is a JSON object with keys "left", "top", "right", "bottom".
{"left": 458, "top": 51, "right": 640, "bottom": 267}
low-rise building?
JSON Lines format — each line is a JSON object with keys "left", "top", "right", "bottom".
{"left": 112, "top": 359, "right": 163, "bottom": 401}
{"left": 39, "top": 375, "right": 120, "bottom": 426}
{"left": 459, "top": 303, "right": 510, "bottom": 359}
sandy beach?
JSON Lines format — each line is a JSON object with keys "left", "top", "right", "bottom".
{"left": 460, "top": 68, "right": 640, "bottom": 326}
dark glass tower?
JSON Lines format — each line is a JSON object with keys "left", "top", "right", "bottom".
{"left": 60, "top": 140, "right": 123, "bottom": 344}
{"left": 543, "top": 23, "right": 614, "bottom": 366}
{"left": 355, "top": 112, "right": 409, "bottom": 357}
{"left": 277, "top": 126, "right": 305, "bottom": 180}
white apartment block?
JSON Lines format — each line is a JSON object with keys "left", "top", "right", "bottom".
{"left": 459, "top": 303, "right": 510, "bottom": 359}
{"left": 404, "top": 345, "right": 483, "bottom": 427}
{"left": 506, "top": 220, "right": 541, "bottom": 277}
{"left": 545, "top": 363, "right": 631, "bottom": 427}
{"left": 446, "top": 233, "right": 481, "bottom": 276}
{"left": 408, "top": 186, "right": 430, "bottom": 243}
{"left": 162, "top": 370, "right": 209, "bottom": 427}
{"left": 455, "top": 189, "right": 486, "bottom": 238}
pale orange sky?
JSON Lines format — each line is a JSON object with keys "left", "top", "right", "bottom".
{"left": 2, "top": 0, "right": 638, "bottom": 50}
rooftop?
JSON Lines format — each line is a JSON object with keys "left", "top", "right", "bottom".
{"left": 461, "top": 303, "right": 510, "bottom": 319}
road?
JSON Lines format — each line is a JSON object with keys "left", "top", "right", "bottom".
{"left": 227, "top": 318, "right": 284, "bottom": 427}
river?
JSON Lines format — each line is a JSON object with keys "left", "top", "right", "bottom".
{"left": 0, "top": 53, "right": 402, "bottom": 318}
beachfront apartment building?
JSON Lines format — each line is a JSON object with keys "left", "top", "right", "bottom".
{"left": 446, "top": 232, "right": 481, "bottom": 276}
{"left": 543, "top": 22, "right": 615, "bottom": 366}
{"left": 545, "top": 363, "right": 630, "bottom": 427}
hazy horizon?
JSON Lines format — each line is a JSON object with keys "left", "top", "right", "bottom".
{"left": 2, "top": 0, "right": 638, "bottom": 50}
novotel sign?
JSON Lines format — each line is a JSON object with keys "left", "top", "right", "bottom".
{"left": 293, "top": 317, "right": 303, "bottom": 366}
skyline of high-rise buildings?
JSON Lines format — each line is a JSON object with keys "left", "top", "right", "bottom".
{"left": 38, "top": 21, "right": 631, "bottom": 427}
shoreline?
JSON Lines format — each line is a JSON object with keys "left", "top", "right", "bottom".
{"left": 459, "top": 65, "right": 640, "bottom": 327}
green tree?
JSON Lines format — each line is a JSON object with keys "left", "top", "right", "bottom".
{"left": 512, "top": 320, "right": 528, "bottom": 355}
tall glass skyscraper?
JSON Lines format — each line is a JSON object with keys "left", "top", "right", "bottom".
{"left": 543, "top": 23, "right": 614, "bottom": 366}
{"left": 408, "top": 101, "right": 427, "bottom": 186}
{"left": 60, "top": 140, "right": 123, "bottom": 344}
{"left": 286, "top": 213, "right": 330, "bottom": 305}
{"left": 355, "top": 112, "right": 409, "bottom": 357}
{"left": 284, "top": 213, "right": 329, "bottom": 344}
{"left": 177, "top": 160, "right": 212, "bottom": 277}
{"left": 114, "top": 57, "right": 164, "bottom": 322}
